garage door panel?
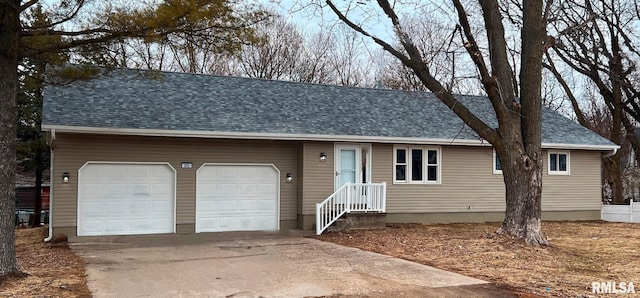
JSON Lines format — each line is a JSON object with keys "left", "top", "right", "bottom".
{"left": 255, "top": 216, "right": 277, "bottom": 227}
{"left": 197, "top": 201, "right": 217, "bottom": 212}
{"left": 80, "top": 201, "right": 102, "bottom": 215}
{"left": 152, "top": 167, "right": 173, "bottom": 178}
{"left": 128, "top": 166, "right": 150, "bottom": 177}
{"left": 198, "top": 218, "right": 217, "bottom": 229}
{"left": 217, "top": 200, "right": 238, "bottom": 211}
{"left": 236, "top": 200, "right": 256, "bottom": 210}
{"left": 103, "top": 166, "right": 126, "bottom": 177}
{"left": 216, "top": 168, "right": 238, "bottom": 179}
{"left": 79, "top": 220, "right": 103, "bottom": 234}
{"left": 104, "top": 202, "right": 127, "bottom": 214}
{"left": 82, "top": 166, "right": 103, "bottom": 178}
{"left": 104, "top": 184, "right": 126, "bottom": 195}
{"left": 151, "top": 201, "right": 172, "bottom": 212}
{"left": 152, "top": 183, "right": 173, "bottom": 194}
{"left": 129, "top": 202, "right": 150, "bottom": 214}
{"left": 128, "top": 219, "right": 152, "bottom": 230}
{"left": 258, "top": 183, "right": 277, "bottom": 192}
{"left": 104, "top": 220, "right": 126, "bottom": 232}
{"left": 196, "top": 183, "right": 217, "bottom": 194}
{"left": 236, "top": 167, "right": 257, "bottom": 177}
{"left": 217, "top": 184, "right": 238, "bottom": 195}
{"left": 80, "top": 183, "right": 103, "bottom": 195}
{"left": 237, "top": 184, "right": 257, "bottom": 194}
{"left": 196, "top": 165, "right": 279, "bottom": 233}
{"left": 128, "top": 184, "right": 151, "bottom": 195}
{"left": 256, "top": 200, "right": 277, "bottom": 211}
{"left": 78, "top": 163, "right": 175, "bottom": 236}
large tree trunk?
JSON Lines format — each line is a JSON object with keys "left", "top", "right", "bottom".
{"left": 496, "top": 144, "right": 547, "bottom": 245}
{"left": 0, "top": 1, "right": 20, "bottom": 276}
{"left": 497, "top": 0, "right": 546, "bottom": 246}
{"left": 604, "top": 153, "right": 625, "bottom": 204}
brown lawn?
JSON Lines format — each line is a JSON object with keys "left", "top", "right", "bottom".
{"left": 0, "top": 227, "right": 90, "bottom": 297}
{"left": 316, "top": 221, "right": 640, "bottom": 298}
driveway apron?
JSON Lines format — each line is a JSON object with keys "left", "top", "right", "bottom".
{"left": 71, "top": 235, "right": 515, "bottom": 297}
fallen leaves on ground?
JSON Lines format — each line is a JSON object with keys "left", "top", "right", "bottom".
{"left": 316, "top": 221, "right": 640, "bottom": 298}
{"left": 0, "top": 227, "right": 90, "bottom": 297}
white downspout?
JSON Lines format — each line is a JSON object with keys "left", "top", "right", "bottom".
{"left": 44, "top": 129, "right": 55, "bottom": 242}
{"left": 603, "top": 147, "right": 619, "bottom": 158}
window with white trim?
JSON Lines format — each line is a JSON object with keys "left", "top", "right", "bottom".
{"left": 493, "top": 149, "right": 502, "bottom": 174}
{"left": 393, "top": 146, "right": 441, "bottom": 184}
{"left": 548, "top": 151, "right": 570, "bottom": 175}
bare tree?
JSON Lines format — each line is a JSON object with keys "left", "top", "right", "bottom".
{"left": 328, "top": 26, "right": 374, "bottom": 87}
{"left": 326, "top": 0, "right": 550, "bottom": 244}
{"left": 238, "top": 15, "right": 304, "bottom": 79}
{"left": 289, "top": 30, "right": 336, "bottom": 83}
{"left": 376, "top": 13, "right": 480, "bottom": 93}
{"left": 547, "top": 0, "right": 640, "bottom": 204}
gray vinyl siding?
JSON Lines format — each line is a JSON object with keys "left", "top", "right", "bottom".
{"left": 300, "top": 142, "right": 334, "bottom": 214}
{"left": 53, "top": 134, "right": 603, "bottom": 228}
{"left": 51, "top": 133, "right": 298, "bottom": 228}
{"left": 296, "top": 144, "right": 304, "bottom": 215}
{"left": 372, "top": 144, "right": 506, "bottom": 213}
{"left": 371, "top": 144, "right": 602, "bottom": 213}
{"left": 541, "top": 150, "right": 602, "bottom": 210}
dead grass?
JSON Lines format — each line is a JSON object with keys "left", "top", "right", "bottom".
{"left": 316, "top": 221, "right": 640, "bottom": 297}
{"left": 0, "top": 227, "right": 90, "bottom": 297}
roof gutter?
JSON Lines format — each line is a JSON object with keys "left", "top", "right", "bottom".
{"left": 41, "top": 124, "right": 621, "bottom": 152}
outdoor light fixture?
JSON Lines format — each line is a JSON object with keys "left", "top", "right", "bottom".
{"left": 320, "top": 152, "right": 327, "bottom": 162}
{"left": 286, "top": 173, "right": 293, "bottom": 183}
{"left": 62, "top": 172, "right": 70, "bottom": 183}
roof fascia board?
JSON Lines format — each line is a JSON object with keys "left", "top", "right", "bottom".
{"left": 41, "top": 124, "right": 620, "bottom": 151}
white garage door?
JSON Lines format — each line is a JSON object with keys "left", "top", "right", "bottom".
{"left": 196, "top": 165, "right": 279, "bottom": 233}
{"left": 77, "top": 163, "right": 175, "bottom": 236}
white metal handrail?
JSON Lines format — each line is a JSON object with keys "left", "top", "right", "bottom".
{"left": 316, "top": 182, "right": 386, "bottom": 235}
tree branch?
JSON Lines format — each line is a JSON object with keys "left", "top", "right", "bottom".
{"left": 326, "top": 0, "right": 498, "bottom": 144}
{"left": 543, "top": 53, "right": 587, "bottom": 126}
{"left": 19, "top": 0, "right": 38, "bottom": 12}
{"left": 452, "top": 0, "right": 509, "bottom": 123}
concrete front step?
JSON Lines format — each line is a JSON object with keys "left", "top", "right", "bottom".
{"left": 326, "top": 212, "right": 386, "bottom": 233}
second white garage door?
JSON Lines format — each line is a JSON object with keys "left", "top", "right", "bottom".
{"left": 196, "top": 164, "right": 279, "bottom": 233}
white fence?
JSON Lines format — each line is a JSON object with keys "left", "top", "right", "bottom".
{"left": 601, "top": 200, "right": 640, "bottom": 223}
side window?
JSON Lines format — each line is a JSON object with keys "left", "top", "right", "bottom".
{"left": 548, "top": 151, "right": 570, "bottom": 175}
{"left": 394, "top": 148, "right": 407, "bottom": 182}
{"left": 427, "top": 149, "right": 439, "bottom": 183}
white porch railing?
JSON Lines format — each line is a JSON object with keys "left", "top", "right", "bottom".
{"left": 602, "top": 200, "right": 640, "bottom": 223}
{"left": 316, "top": 182, "right": 386, "bottom": 235}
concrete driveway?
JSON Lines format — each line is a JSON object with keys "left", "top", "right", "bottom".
{"left": 71, "top": 232, "right": 516, "bottom": 297}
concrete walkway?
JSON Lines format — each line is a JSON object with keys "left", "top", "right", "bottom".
{"left": 71, "top": 233, "right": 516, "bottom": 297}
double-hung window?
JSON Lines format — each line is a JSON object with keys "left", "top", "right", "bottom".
{"left": 548, "top": 151, "right": 570, "bottom": 175}
{"left": 394, "top": 146, "right": 441, "bottom": 184}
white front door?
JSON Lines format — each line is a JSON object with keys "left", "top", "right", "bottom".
{"left": 334, "top": 144, "right": 372, "bottom": 206}
{"left": 335, "top": 145, "right": 362, "bottom": 190}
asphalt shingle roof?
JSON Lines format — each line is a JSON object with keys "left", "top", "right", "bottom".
{"left": 42, "top": 68, "right": 617, "bottom": 148}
